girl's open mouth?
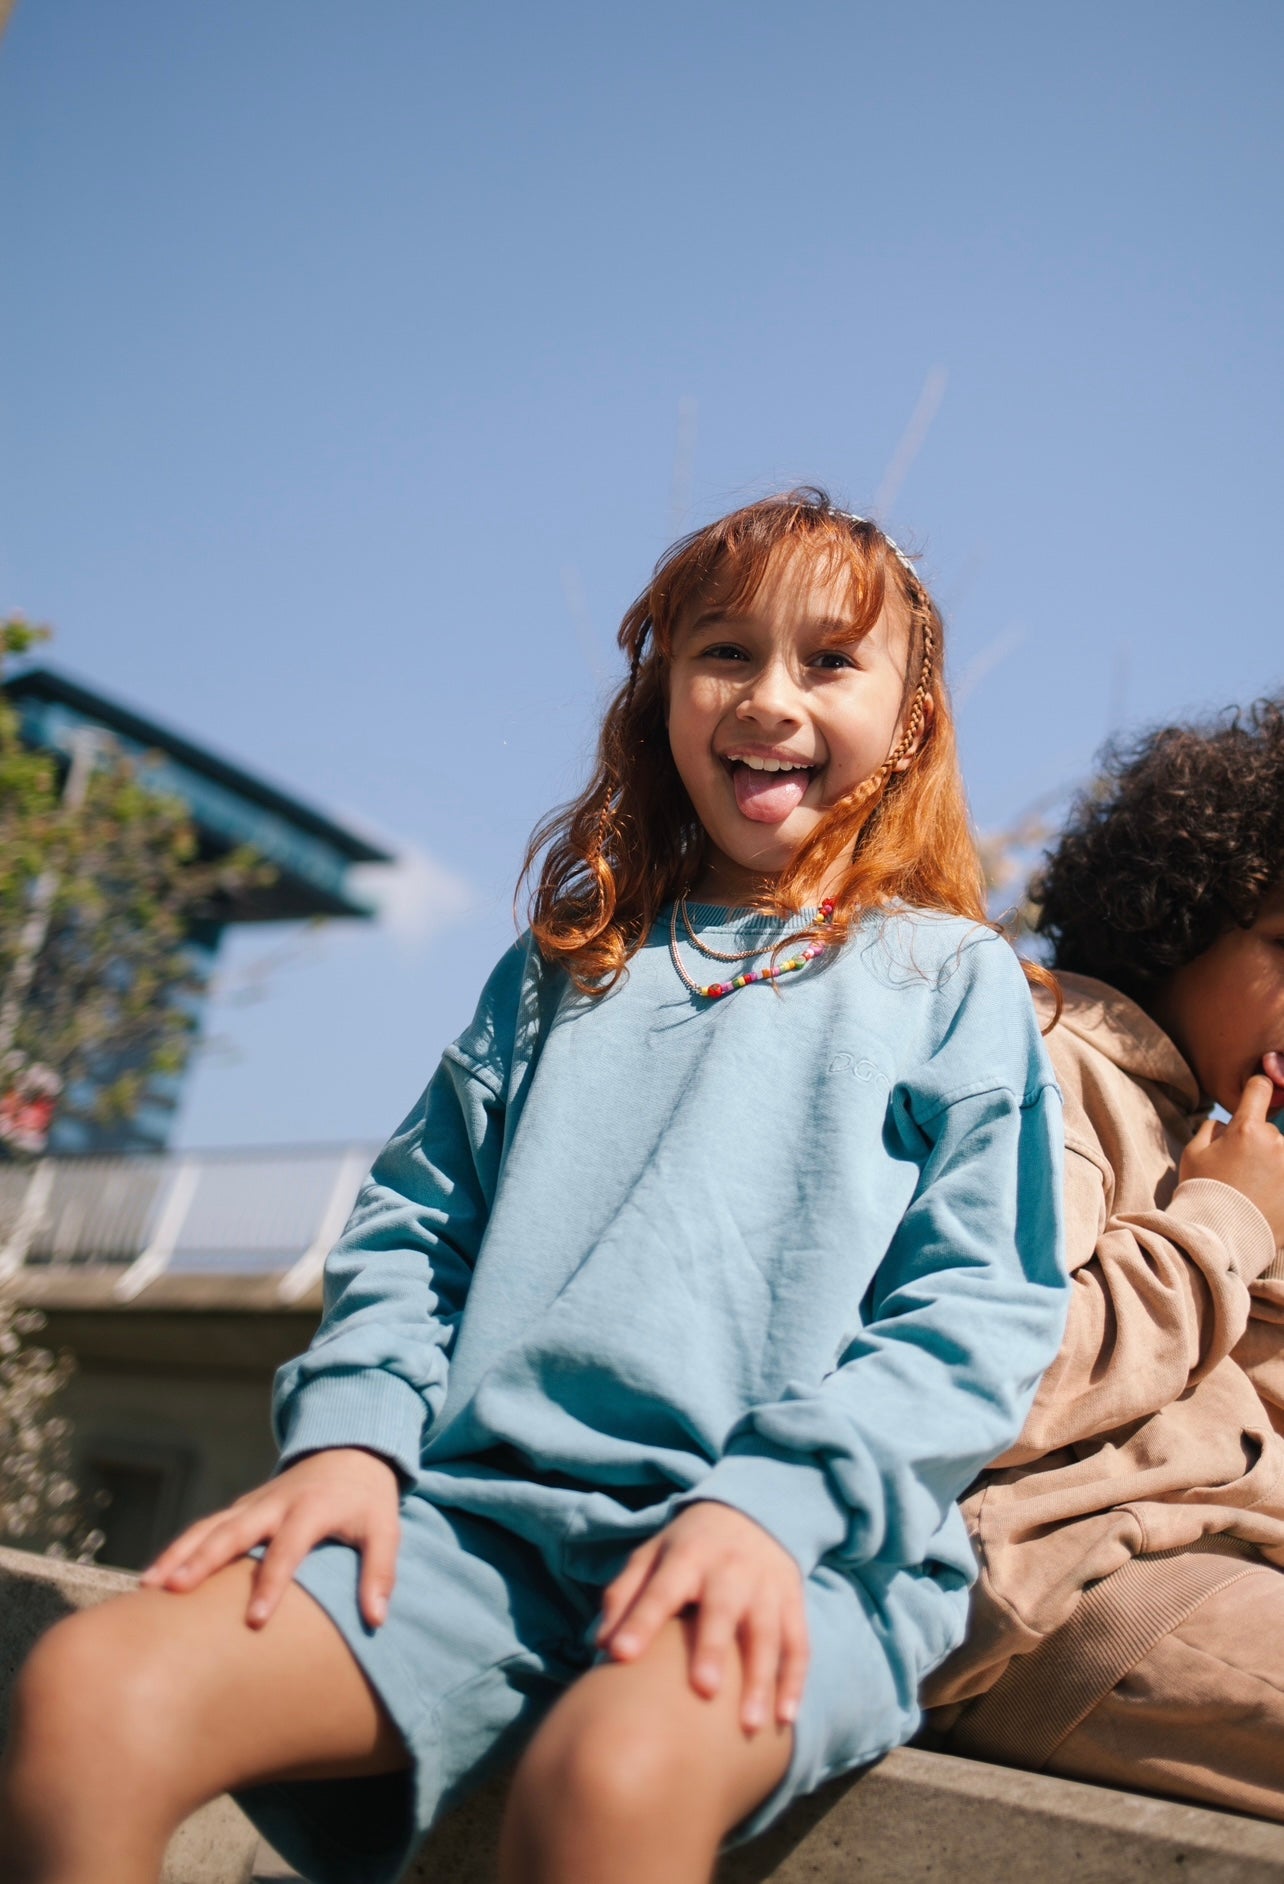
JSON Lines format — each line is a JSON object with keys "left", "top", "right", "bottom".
{"left": 727, "top": 757, "right": 818, "bottom": 824}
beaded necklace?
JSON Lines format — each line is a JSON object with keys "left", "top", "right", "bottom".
{"left": 668, "top": 895, "right": 836, "bottom": 1000}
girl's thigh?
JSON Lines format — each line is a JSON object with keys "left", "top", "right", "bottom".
{"left": 1047, "top": 1563, "right": 1284, "bottom": 1822}
{"left": 239, "top": 1499, "right": 595, "bottom": 1884}
{"left": 9, "top": 1557, "right": 406, "bottom": 1807}
{"left": 511, "top": 1613, "right": 795, "bottom": 1844}
{"left": 512, "top": 1556, "right": 963, "bottom": 1851}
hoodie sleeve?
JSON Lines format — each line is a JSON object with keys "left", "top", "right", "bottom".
{"left": 996, "top": 1136, "right": 1276, "bottom": 1469}
{"left": 270, "top": 944, "right": 526, "bottom": 1481}
{"left": 1230, "top": 1250, "right": 1284, "bottom": 1436}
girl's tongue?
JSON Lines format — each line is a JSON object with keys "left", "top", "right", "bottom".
{"left": 1263, "top": 1051, "right": 1284, "bottom": 1112}
{"left": 731, "top": 763, "right": 813, "bottom": 824}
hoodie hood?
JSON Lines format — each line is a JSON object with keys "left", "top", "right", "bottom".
{"left": 1037, "top": 971, "right": 1205, "bottom": 1118}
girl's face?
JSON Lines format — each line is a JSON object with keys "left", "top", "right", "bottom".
{"left": 666, "top": 544, "right": 927, "bottom": 903}
{"left": 1151, "top": 886, "right": 1284, "bottom": 1115}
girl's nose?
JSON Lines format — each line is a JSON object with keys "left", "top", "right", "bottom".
{"left": 736, "top": 661, "right": 802, "bottom": 727}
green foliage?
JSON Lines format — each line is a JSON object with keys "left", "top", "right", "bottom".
{"left": 0, "top": 1301, "right": 92, "bottom": 1559}
{"left": 0, "top": 618, "right": 270, "bottom": 1141}
{"left": 0, "top": 615, "right": 274, "bottom": 1556}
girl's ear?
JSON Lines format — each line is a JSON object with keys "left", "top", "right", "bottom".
{"left": 892, "top": 693, "right": 935, "bottom": 772}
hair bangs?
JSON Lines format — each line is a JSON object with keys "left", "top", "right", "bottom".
{"left": 642, "top": 501, "right": 889, "bottom": 665}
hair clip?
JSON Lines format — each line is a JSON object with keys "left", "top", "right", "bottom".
{"left": 833, "top": 511, "right": 919, "bottom": 580}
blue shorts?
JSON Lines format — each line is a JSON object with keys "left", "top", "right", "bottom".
{"left": 234, "top": 1494, "right": 967, "bottom": 1884}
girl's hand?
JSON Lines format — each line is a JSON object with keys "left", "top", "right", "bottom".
{"left": 1182, "top": 1073, "right": 1284, "bottom": 1248}
{"left": 139, "top": 1446, "right": 401, "bottom": 1631}
{"left": 596, "top": 1501, "right": 809, "bottom": 1734}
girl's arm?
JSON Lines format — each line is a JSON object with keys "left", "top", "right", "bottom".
{"left": 270, "top": 935, "right": 530, "bottom": 1474}
{"left": 675, "top": 1074, "right": 1067, "bottom": 1581}
{"left": 142, "top": 1057, "right": 503, "bottom": 1625}
{"left": 271, "top": 1044, "right": 505, "bottom": 1481}
{"left": 142, "top": 943, "right": 528, "bottom": 1625}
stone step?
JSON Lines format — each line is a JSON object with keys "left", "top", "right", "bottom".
{"left": 250, "top": 1749, "right": 1284, "bottom": 1882}
{"left": 5, "top": 1546, "right": 1284, "bottom": 1883}
{"left": 389, "top": 1748, "right": 1284, "bottom": 1884}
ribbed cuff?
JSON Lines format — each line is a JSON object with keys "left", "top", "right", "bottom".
{"left": 1170, "top": 1178, "right": 1277, "bottom": 1284}
{"left": 674, "top": 1442, "right": 850, "bottom": 1577}
{"left": 275, "top": 1369, "right": 427, "bottom": 1484}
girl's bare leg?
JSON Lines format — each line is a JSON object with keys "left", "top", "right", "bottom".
{"left": 0, "top": 1558, "right": 407, "bottom": 1884}
{"left": 500, "top": 1616, "right": 794, "bottom": 1884}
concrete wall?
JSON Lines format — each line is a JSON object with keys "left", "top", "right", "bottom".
{"left": 11, "top": 1285, "right": 317, "bottom": 1569}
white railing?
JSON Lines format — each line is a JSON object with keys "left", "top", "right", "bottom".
{"left": 0, "top": 1145, "right": 377, "bottom": 1302}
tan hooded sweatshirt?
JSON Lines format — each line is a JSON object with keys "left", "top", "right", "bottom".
{"left": 924, "top": 972, "right": 1284, "bottom": 1734}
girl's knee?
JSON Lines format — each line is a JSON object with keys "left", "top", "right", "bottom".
{"left": 13, "top": 1609, "right": 117, "bottom": 1734}
{"left": 10, "top": 1599, "right": 192, "bottom": 1774}
{"left": 2, "top": 1604, "right": 198, "bottom": 1879}
{"left": 509, "top": 1699, "right": 687, "bottom": 1839}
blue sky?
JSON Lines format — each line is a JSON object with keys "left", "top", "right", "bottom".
{"left": 2, "top": 1, "right": 1282, "bottom": 1147}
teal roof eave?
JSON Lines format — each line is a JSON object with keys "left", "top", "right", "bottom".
{"left": 6, "top": 668, "right": 390, "bottom": 923}
{"left": 6, "top": 669, "right": 393, "bottom": 862}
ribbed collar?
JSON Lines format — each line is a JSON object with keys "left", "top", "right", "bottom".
{"left": 670, "top": 901, "right": 826, "bottom": 940}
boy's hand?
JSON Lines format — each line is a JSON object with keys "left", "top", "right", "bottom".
{"left": 1182, "top": 1073, "right": 1284, "bottom": 1248}
{"left": 139, "top": 1446, "right": 401, "bottom": 1631}
{"left": 596, "top": 1501, "right": 808, "bottom": 1734}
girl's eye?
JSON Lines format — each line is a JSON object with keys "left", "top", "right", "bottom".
{"left": 812, "top": 649, "right": 856, "bottom": 671}
{"left": 699, "top": 643, "right": 749, "bottom": 662}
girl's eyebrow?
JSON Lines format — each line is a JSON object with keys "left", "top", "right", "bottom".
{"left": 683, "top": 609, "right": 866, "bottom": 638}
{"left": 811, "top": 615, "right": 871, "bottom": 641}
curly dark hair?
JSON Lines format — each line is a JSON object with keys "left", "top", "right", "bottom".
{"left": 1033, "top": 697, "right": 1284, "bottom": 1008}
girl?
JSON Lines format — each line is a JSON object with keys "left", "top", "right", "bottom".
{"left": 0, "top": 491, "right": 1066, "bottom": 1884}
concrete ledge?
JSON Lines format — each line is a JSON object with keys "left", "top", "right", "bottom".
{"left": 10, "top": 1267, "right": 322, "bottom": 1315}
{"left": 0, "top": 1545, "right": 259, "bottom": 1884}
{"left": 399, "top": 1745, "right": 1284, "bottom": 1884}
{"left": 5, "top": 1545, "right": 1284, "bottom": 1883}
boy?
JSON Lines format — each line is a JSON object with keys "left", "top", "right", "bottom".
{"left": 925, "top": 699, "right": 1284, "bottom": 1818}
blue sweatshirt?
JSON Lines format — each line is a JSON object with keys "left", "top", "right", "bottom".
{"left": 273, "top": 905, "right": 1066, "bottom": 1591}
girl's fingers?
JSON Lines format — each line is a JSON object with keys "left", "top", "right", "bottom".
{"left": 245, "top": 1511, "right": 327, "bottom": 1626}
{"left": 1187, "top": 1117, "right": 1217, "bottom": 1152}
{"left": 775, "top": 1597, "right": 810, "bottom": 1727}
{"left": 607, "top": 1551, "right": 700, "bottom": 1661}
{"left": 736, "top": 1605, "right": 780, "bottom": 1733}
{"left": 141, "top": 1511, "right": 229, "bottom": 1584}
{"left": 357, "top": 1512, "right": 401, "bottom": 1629}
{"left": 597, "top": 1540, "right": 661, "bottom": 1646}
{"left": 687, "top": 1564, "right": 753, "bottom": 1698}
{"left": 162, "top": 1506, "right": 278, "bottom": 1593}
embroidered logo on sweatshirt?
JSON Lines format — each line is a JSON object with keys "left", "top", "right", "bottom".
{"left": 827, "top": 1052, "right": 888, "bottom": 1087}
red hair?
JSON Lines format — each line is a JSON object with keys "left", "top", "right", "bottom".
{"left": 522, "top": 488, "right": 1039, "bottom": 1000}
